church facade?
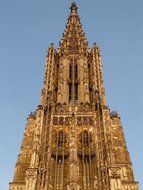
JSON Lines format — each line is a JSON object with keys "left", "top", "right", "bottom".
{"left": 9, "top": 3, "right": 138, "bottom": 190}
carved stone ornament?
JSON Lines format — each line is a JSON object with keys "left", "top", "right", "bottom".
{"left": 108, "top": 167, "right": 121, "bottom": 179}
{"left": 83, "top": 116, "right": 89, "bottom": 125}
{"left": 53, "top": 116, "right": 73, "bottom": 126}
{"left": 53, "top": 117, "right": 59, "bottom": 125}
{"left": 77, "top": 117, "right": 82, "bottom": 125}
{"left": 59, "top": 117, "right": 64, "bottom": 125}
{"left": 78, "top": 102, "right": 91, "bottom": 112}
{"left": 26, "top": 168, "right": 37, "bottom": 180}
{"left": 65, "top": 116, "right": 72, "bottom": 125}
{"left": 9, "top": 183, "right": 25, "bottom": 190}
{"left": 76, "top": 116, "right": 94, "bottom": 126}
{"left": 55, "top": 102, "right": 69, "bottom": 113}
{"left": 89, "top": 116, "right": 94, "bottom": 125}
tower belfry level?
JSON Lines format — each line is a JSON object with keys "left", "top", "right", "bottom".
{"left": 9, "top": 2, "right": 138, "bottom": 190}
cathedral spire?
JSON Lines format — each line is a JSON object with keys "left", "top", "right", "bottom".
{"left": 9, "top": 3, "right": 139, "bottom": 190}
{"left": 58, "top": 2, "right": 88, "bottom": 55}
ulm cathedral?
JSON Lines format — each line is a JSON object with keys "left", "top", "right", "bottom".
{"left": 9, "top": 3, "right": 138, "bottom": 190}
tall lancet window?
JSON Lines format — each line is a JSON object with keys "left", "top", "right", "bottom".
{"left": 69, "top": 64, "right": 72, "bottom": 80}
{"left": 68, "top": 59, "right": 78, "bottom": 102}
{"left": 69, "top": 83, "right": 72, "bottom": 101}
{"left": 75, "top": 83, "right": 78, "bottom": 101}
{"left": 75, "top": 64, "right": 78, "bottom": 80}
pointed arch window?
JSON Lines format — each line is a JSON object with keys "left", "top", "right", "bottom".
{"left": 80, "top": 131, "right": 92, "bottom": 148}
{"left": 68, "top": 59, "right": 79, "bottom": 102}
{"left": 75, "top": 64, "right": 78, "bottom": 80}
{"left": 69, "top": 83, "right": 72, "bottom": 101}
{"left": 58, "top": 131, "right": 64, "bottom": 147}
{"left": 69, "top": 64, "right": 72, "bottom": 80}
{"left": 75, "top": 83, "right": 78, "bottom": 101}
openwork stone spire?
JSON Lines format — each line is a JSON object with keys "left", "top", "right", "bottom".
{"left": 59, "top": 2, "right": 88, "bottom": 55}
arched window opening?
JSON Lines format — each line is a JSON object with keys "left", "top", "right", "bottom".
{"left": 75, "top": 64, "right": 78, "bottom": 80}
{"left": 75, "top": 83, "right": 78, "bottom": 101}
{"left": 68, "top": 59, "right": 78, "bottom": 102}
{"left": 69, "top": 83, "right": 72, "bottom": 101}
{"left": 58, "top": 131, "right": 64, "bottom": 147}
{"left": 56, "top": 131, "right": 67, "bottom": 148}
{"left": 69, "top": 64, "right": 72, "bottom": 80}
{"left": 80, "top": 131, "right": 92, "bottom": 148}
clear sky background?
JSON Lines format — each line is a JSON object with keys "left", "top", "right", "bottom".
{"left": 0, "top": 0, "right": 142, "bottom": 189}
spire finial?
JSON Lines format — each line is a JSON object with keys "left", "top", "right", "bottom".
{"left": 70, "top": 2, "right": 78, "bottom": 13}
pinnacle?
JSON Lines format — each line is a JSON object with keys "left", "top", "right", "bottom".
{"left": 70, "top": 2, "right": 78, "bottom": 10}
{"left": 70, "top": 2, "right": 78, "bottom": 15}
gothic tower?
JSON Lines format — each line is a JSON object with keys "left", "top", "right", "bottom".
{"left": 9, "top": 3, "right": 138, "bottom": 190}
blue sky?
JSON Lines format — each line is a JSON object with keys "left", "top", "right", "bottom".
{"left": 0, "top": 0, "right": 143, "bottom": 189}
